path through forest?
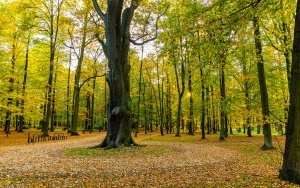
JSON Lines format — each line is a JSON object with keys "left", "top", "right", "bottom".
{"left": 0, "top": 133, "right": 298, "bottom": 187}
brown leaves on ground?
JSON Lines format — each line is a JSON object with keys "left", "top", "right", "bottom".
{"left": 0, "top": 131, "right": 299, "bottom": 188}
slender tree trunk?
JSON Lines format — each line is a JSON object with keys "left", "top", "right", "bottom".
{"left": 253, "top": 16, "right": 273, "bottom": 150}
{"left": 50, "top": 73, "right": 57, "bottom": 132}
{"left": 174, "top": 37, "right": 186, "bottom": 137}
{"left": 174, "top": 60, "right": 185, "bottom": 137}
{"left": 206, "top": 86, "right": 211, "bottom": 134}
{"left": 156, "top": 57, "right": 164, "bottom": 136}
{"left": 44, "top": 0, "right": 63, "bottom": 136}
{"left": 66, "top": 50, "right": 72, "bottom": 132}
{"left": 71, "top": 11, "right": 89, "bottom": 136}
{"left": 279, "top": 0, "right": 300, "bottom": 183}
{"left": 219, "top": 55, "right": 226, "bottom": 141}
{"left": 212, "top": 86, "right": 217, "bottom": 133}
{"left": 19, "top": 36, "right": 30, "bottom": 133}
{"left": 187, "top": 68, "right": 194, "bottom": 136}
{"left": 136, "top": 43, "right": 144, "bottom": 137}
{"left": 242, "top": 53, "right": 252, "bottom": 137}
{"left": 91, "top": 75, "right": 96, "bottom": 129}
{"left": 165, "top": 73, "right": 171, "bottom": 134}
{"left": 5, "top": 41, "right": 17, "bottom": 134}
{"left": 200, "top": 69, "right": 205, "bottom": 139}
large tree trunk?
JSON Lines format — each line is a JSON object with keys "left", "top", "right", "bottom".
{"left": 253, "top": 16, "right": 274, "bottom": 150}
{"left": 279, "top": 0, "right": 300, "bottom": 184}
{"left": 93, "top": 0, "right": 139, "bottom": 149}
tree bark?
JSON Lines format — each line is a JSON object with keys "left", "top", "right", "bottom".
{"left": 200, "top": 69, "right": 205, "bottom": 139}
{"left": 219, "top": 53, "right": 226, "bottom": 141}
{"left": 279, "top": 0, "right": 300, "bottom": 184}
{"left": 253, "top": 16, "right": 274, "bottom": 150}
{"left": 71, "top": 10, "right": 89, "bottom": 136}
{"left": 93, "top": 0, "right": 139, "bottom": 148}
{"left": 187, "top": 68, "right": 194, "bottom": 136}
{"left": 242, "top": 52, "right": 252, "bottom": 137}
{"left": 44, "top": 0, "right": 63, "bottom": 136}
{"left": 66, "top": 50, "right": 72, "bottom": 132}
{"left": 5, "top": 42, "right": 16, "bottom": 134}
{"left": 19, "top": 35, "right": 30, "bottom": 133}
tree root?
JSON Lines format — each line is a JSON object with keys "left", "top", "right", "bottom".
{"left": 103, "top": 141, "right": 114, "bottom": 150}
{"left": 70, "top": 132, "right": 80, "bottom": 136}
{"left": 260, "top": 144, "right": 275, "bottom": 151}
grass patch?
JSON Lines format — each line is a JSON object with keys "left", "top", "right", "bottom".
{"left": 65, "top": 145, "right": 172, "bottom": 157}
{"left": 141, "top": 133, "right": 201, "bottom": 143}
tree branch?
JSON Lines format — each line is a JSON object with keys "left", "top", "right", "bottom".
{"left": 92, "top": 0, "right": 106, "bottom": 21}
{"left": 79, "top": 74, "right": 106, "bottom": 90}
{"left": 228, "top": 0, "right": 262, "bottom": 17}
{"left": 130, "top": 5, "right": 169, "bottom": 46}
{"left": 207, "top": 0, "right": 263, "bottom": 24}
{"left": 95, "top": 33, "right": 108, "bottom": 57}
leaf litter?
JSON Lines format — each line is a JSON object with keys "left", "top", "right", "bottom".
{"left": 0, "top": 132, "right": 299, "bottom": 188}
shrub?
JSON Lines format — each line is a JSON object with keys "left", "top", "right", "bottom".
{"left": 22, "top": 125, "right": 31, "bottom": 129}
{"left": 94, "top": 125, "right": 103, "bottom": 131}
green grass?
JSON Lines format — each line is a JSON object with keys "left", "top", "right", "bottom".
{"left": 65, "top": 145, "right": 172, "bottom": 157}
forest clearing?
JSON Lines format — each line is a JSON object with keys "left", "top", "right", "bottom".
{"left": 0, "top": 129, "right": 299, "bottom": 188}
{"left": 1, "top": 0, "right": 300, "bottom": 185}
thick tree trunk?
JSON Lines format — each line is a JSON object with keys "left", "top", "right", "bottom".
{"left": 279, "top": 0, "right": 300, "bottom": 184}
{"left": 93, "top": 0, "right": 139, "bottom": 149}
{"left": 253, "top": 16, "right": 273, "bottom": 150}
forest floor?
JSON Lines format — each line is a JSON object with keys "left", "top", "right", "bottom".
{"left": 0, "top": 129, "right": 299, "bottom": 188}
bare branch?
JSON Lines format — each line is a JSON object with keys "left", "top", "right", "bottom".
{"left": 92, "top": 0, "right": 106, "bottom": 21}
{"left": 67, "top": 27, "right": 79, "bottom": 59}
